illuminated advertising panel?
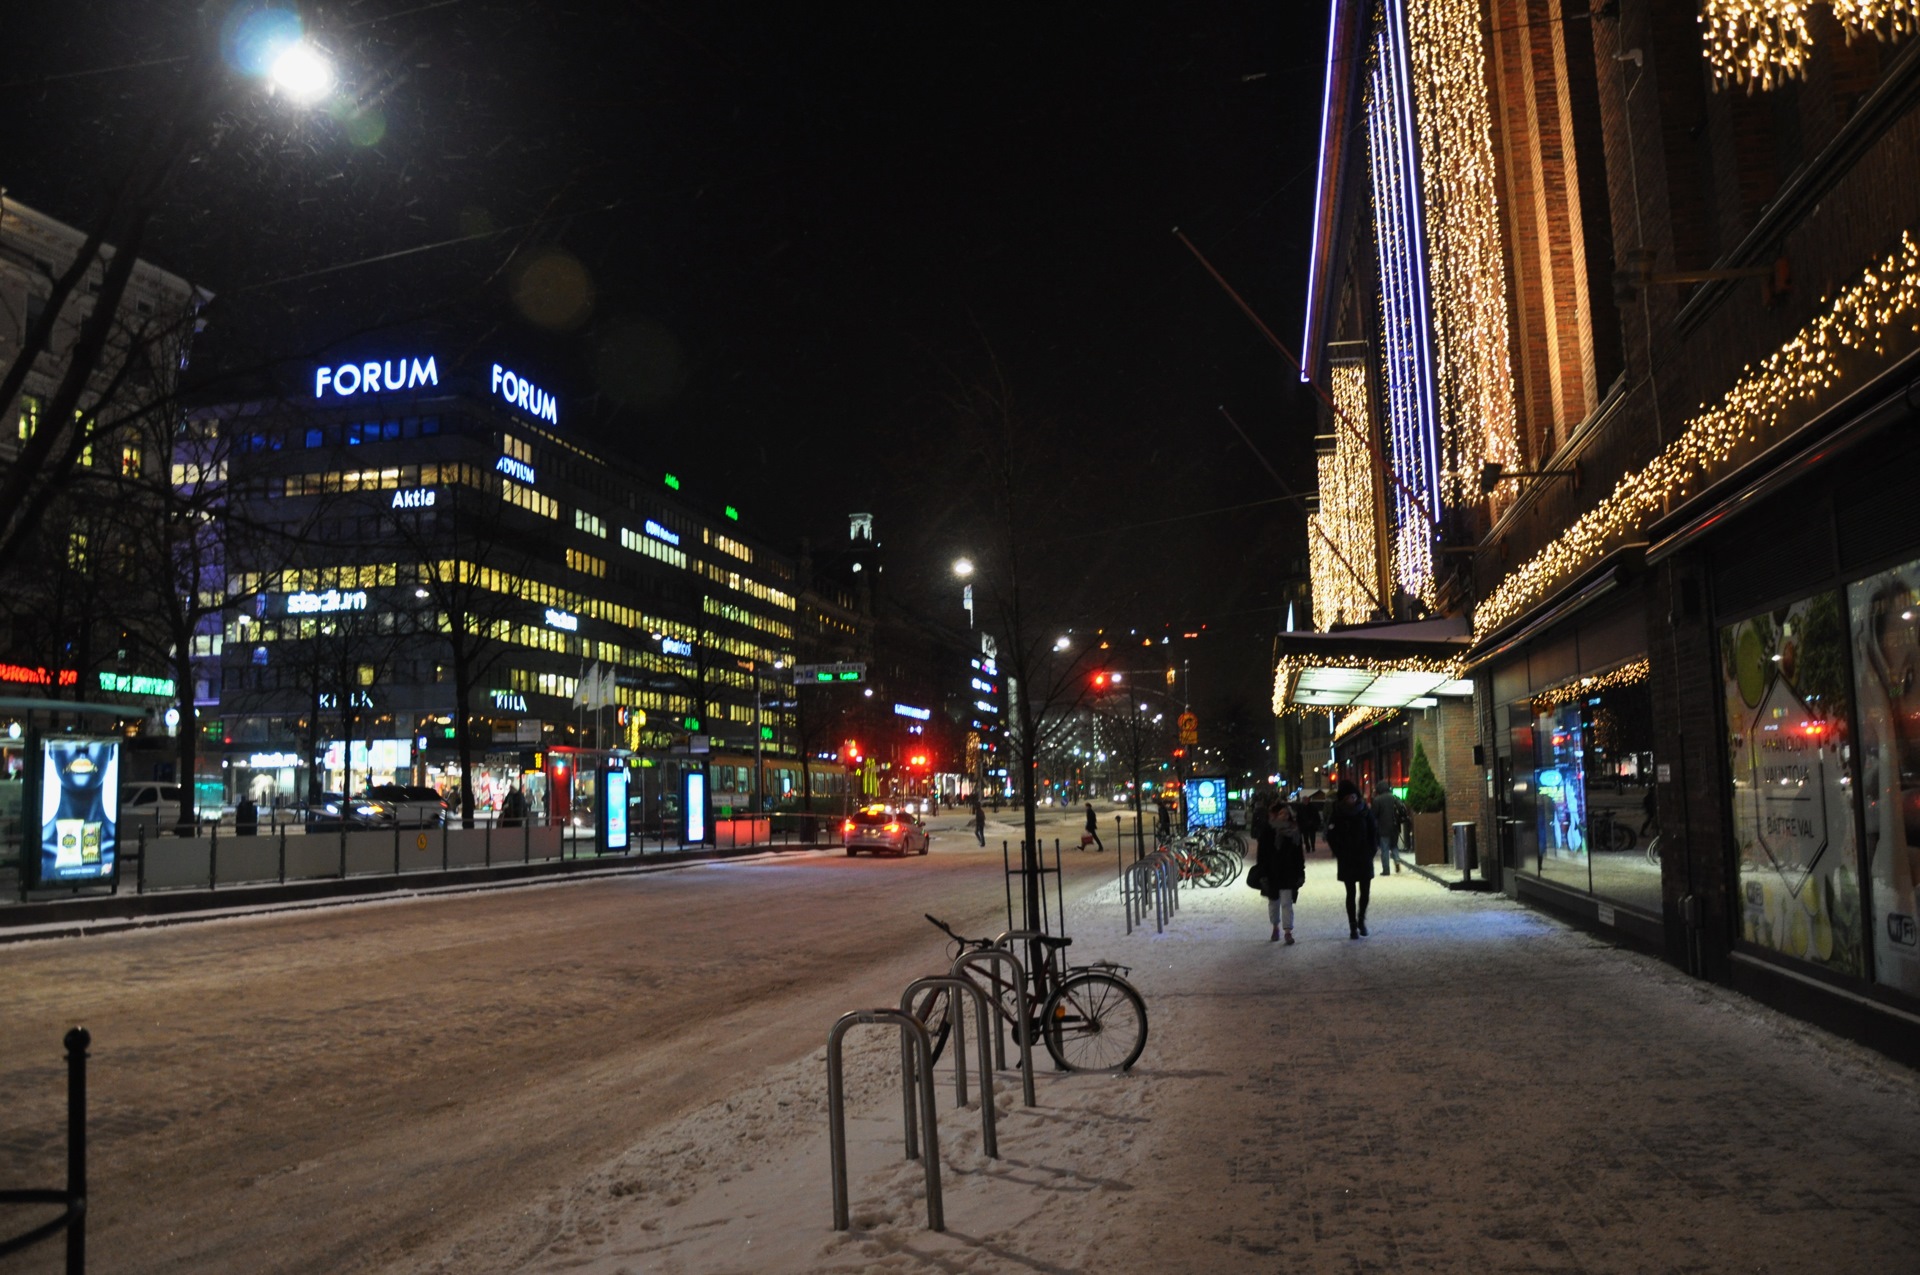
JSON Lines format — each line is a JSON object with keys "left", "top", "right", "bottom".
{"left": 30, "top": 737, "right": 119, "bottom": 887}
{"left": 684, "top": 770, "right": 709, "bottom": 844}
{"left": 603, "top": 766, "right": 630, "bottom": 852}
{"left": 1182, "top": 776, "right": 1227, "bottom": 831}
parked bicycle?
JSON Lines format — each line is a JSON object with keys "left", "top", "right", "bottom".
{"left": 1588, "top": 809, "right": 1638, "bottom": 854}
{"left": 913, "top": 914, "right": 1149, "bottom": 1073}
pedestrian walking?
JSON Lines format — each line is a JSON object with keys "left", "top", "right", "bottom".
{"left": 1293, "top": 793, "right": 1323, "bottom": 855}
{"left": 973, "top": 800, "right": 986, "bottom": 847}
{"left": 1327, "top": 779, "right": 1379, "bottom": 939}
{"left": 1371, "top": 781, "right": 1409, "bottom": 875}
{"left": 1255, "top": 799, "right": 1307, "bottom": 944}
{"left": 1082, "top": 801, "right": 1105, "bottom": 852}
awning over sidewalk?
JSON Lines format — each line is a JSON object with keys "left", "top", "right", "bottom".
{"left": 1271, "top": 617, "right": 1474, "bottom": 716}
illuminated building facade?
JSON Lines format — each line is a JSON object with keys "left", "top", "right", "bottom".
{"left": 1290, "top": 0, "right": 1920, "bottom": 1063}
{"left": 208, "top": 349, "right": 803, "bottom": 826}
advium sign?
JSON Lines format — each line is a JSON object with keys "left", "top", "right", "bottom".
{"left": 314, "top": 356, "right": 439, "bottom": 398}
{"left": 491, "top": 363, "right": 559, "bottom": 425}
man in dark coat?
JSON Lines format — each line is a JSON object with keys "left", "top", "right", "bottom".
{"left": 1372, "top": 782, "right": 1409, "bottom": 875}
{"left": 1327, "top": 779, "right": 1379, "bottom": 939}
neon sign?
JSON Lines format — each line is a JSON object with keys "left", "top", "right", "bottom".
{"left": 286, "top": 589, "right": 368, "bottom": 615}
{"left": 893, "top": 704, "right": 931, "bottom": 720}
{"left": 660, "top": 636, "right": 694, "bottom": 657}
{"left": 98, "top": 672, "right": 176, "bottom": 697}
{"left": 496, "top": 455, "right": 536, "bottom": 484}
{"left": 644, "top": 519, "right": 680, "bottom": 546}
{"left": 491, "top": 363, "right": 559, "bottom": 425}
{"left": 391, "top": 487, "right": 436, "bottom": 509}
{"left": 492, "top": 690, "right": 527, "bottom": 711}
{"left": 313, "top": 356, "right": 438, "bottom": 399}
{"left": 544, "top": 607, "right": 578, "bottom": 632}
{"left": 1, "top": 663, "right": 78, "bottom": 687}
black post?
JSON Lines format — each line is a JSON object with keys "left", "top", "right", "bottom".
{"left": 136, "top": 826, "right": 146, "bottom": 894}
{"left": 64, "top": 1025, "right": 88, "bottom": 1275}
{"left": 208, "top": 821, "right": 217, "bottom": 892}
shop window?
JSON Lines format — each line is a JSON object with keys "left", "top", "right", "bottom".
{"left": 1528, "top": 667, "right": 1661, "bottom": 917}
{"left": 1847, "top": 557, "right": 1920, "bottom": 996}
{"left": 1720, "top": 592, "right": 1865, "bottom": 976}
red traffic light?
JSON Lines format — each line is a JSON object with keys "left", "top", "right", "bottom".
{"left": 1091, "top": 671, "right": 1111, "bottom": 689}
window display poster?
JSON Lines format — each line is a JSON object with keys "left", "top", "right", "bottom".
{"left": 33, "top": 737, "right": 119, "bottom": 887}
{"left": 1535, "top": 706, "right": 1588, "bottom": 858}
{"left": 1849, "top": 558, "right": 1920, "bottom": 995}
{"left": 1721, "top": 593, "right": 1864, "bottom": 975}
{"left": 1183, "top": 777, "right": 1226, "bottom": 830}
{"left": 684, "top": 769, "right": 708, "bottom": 843}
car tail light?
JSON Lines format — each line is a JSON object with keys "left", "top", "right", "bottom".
{"left": 842, "top": 821, "right": 853, "bottom": 833}
{"left": 885, "top": 822, "right": 899, "bottom": 832}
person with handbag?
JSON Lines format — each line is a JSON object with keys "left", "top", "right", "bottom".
{"left": 1327, "top": 778, "right": 1380, "bottom": 938}
{"left": 1251, "top": 798, "right": 1307, "bottom": 943}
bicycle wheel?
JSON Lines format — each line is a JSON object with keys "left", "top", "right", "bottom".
{"left": 1201, "top": 850, "right": 1239, "bottom": 888}
{"left": 911, "top": 984, "right": 954, "bottom": 1064}
{"left": 1646, "top": 833, "right": 1663, "bottom": 867}
{"left": 1041, "top": 972, "right": 1148, "bottom": 1072}
{"left": 1609, "top": 822, "right": 1636, "bottom": 854}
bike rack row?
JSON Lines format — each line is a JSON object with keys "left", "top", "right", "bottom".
{"left": 825, "top": 944, "right": 1036, "bottom": 1231}
{"left": 1122, "top": 850, "right": 1180, "bottom": 934}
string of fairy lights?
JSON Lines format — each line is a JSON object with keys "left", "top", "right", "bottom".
{"left": 1527, "top": 658, "right": 1652, "bottom": 715}
{"left": 1366, "top": 11, "right": 1440, "bottom": 606}
{"left": 1702, "top": 1, "right": 1918, "bottom": 91}
{"left": 1310, "top": 363, "right": 1383, "bottom": 630}
{"left": 1401, "top": 0, "right": 1522, "bottom": 507}
{"left": 1476, "top": 231, "right": 1920, "bottom": 640}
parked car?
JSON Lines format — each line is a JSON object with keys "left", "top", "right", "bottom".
{"left": 120, "top": 783, "right": 224, "bottom": 828}
{"left": 302, "top": 792, "right": 395, "bottom": 830}
{"left": 366, "top": 784, "right": 449, "bottom": 828}
{"left": 843, "top": 805, "right": 930, "bottom": 857}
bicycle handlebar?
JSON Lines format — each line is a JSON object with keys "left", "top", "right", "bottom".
{"left": 923, "top": 913, "right": 990, "bottom": 949}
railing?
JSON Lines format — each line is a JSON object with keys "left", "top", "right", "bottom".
{"left": 0, "top": 1027, "right": 89, "bottom": 1273}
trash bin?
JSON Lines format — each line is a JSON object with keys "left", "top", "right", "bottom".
{"left": 1450, "top": 820, "right": 1476, "bottom": 873}
{"left": 235, "top": 797, "right": 258, "bottom": 837}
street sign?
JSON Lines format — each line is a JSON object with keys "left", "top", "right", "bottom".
{"left": 1177, "top": 712, "right": 1198, "bottom": 732}
{"left": 792, "top": 662, "right": 866, "bottom": 683}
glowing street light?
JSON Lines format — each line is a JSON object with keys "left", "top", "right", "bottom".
{"left": 268, "top": 40, "right": 336, "bottom": 103}
{"left": 952, "top": 557, "right": 974, "bottom": 578}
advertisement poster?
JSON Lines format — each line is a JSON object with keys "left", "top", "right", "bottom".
{"left": 1183, "top": 777, "right": 1226, "bottom": 830}
{"left": 1848, "top": 558, "right": 1920, "bottom": 995}
{"left": 1720, "top": 593, "right": 1864, "bottom": 975}
{"left": 33, "top": 737, "right": 120, "bottom": 887}
{"left": 604, "top": 766, "right": 630, "bottom": 852}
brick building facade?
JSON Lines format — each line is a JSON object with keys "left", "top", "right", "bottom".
{"left": 1283, "top": 0, "right": 1920, "bottom": 1064}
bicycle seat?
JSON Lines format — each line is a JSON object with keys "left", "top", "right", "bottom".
{"left": 1037, "top": 934, "right": 1073, "bottom": 949}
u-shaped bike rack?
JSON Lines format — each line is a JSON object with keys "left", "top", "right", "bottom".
{"left": 898, "top": 976, "right": 998, "bottom": 1159}
{"left": 950, "top": 948, "right": 1035, "bottom": 1107}
{"left": 1123, "top": 850, "right": 1178, "bottom": 933}
{"left": 826, "top": 1009, "right": 943, "bottom": 1232}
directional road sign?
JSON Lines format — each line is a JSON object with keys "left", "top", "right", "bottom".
{"left": 792, "top": 662, "right": 866, "bottom": 684}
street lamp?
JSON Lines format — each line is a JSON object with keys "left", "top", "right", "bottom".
{"left": 268, "top": 40, "right": 337, "bottom": 103}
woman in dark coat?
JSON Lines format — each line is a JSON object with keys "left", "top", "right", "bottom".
{"left": 1326, "top": 778, "right": 1379, "bottom": 939}
{"left": 1083, "top": 801, "right": 1105, "bottom": 852}
{"left": 1256, "top": 799, "right": 1308, "bottom": 943}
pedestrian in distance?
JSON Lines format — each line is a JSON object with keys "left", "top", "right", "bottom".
{"left": 1082, "top": 801, "right": 1105, "bottom": 852}
{"left": 1256, "top": 798, "right": 1307, "bottom": 944}
{"left": 1371, "top": 781, "right": 1409, "bottom": 875}
{"left": 973, "top": 800, "right": 986, "bottom": 847}
{"left": 1327, "top": 779, "right": 1379, "bottom": 939}
{"left": 1292, "top": 793, "right": 1323, "bottom": 856}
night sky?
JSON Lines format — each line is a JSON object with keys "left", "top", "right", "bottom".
{"left": 5, "top": 0, "right": 1330, "bottom": 718}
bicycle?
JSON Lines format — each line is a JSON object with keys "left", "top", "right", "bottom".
{"left": 913, "top": 914, "right": 1149, "bottom": 1073}
{"left": 1588, "top": 810, "right": 1638, "bottom": 854}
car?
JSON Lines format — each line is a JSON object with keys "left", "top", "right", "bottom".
{"left": 843, "top": 805, "right": 930, "bottom": 856}
{"left": 120, "top": 783, "right": 224, "bottom": 829}
{"left": 366, "top": 784, "right": 449, "bottom": 828}
{"left": 303, "top": 792, "right": 396, "bottom": 830}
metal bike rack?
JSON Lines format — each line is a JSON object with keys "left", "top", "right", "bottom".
{"left": 898, "top": 977, "right": 999, "bottom": 1158}
{"left": 950, "top": 948, "right": 1035, "bottom": 1107}
{"left": 1122, "top": 851, "right": 1177, "bottom": 933}
{"left": 0, "top": 1027, "right": 89, "bottom": 1273}
{"left": 826, "top": 1009, "right": 944, "bottom": 1232}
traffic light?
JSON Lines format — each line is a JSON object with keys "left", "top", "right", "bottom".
{"left": 1091, "top": 670, "right": 1111, "bottom": 689}
{"left": 909, "top": 752, "right": 929, "bottom": 769}
{"left": 844, "top": 739, "right": 863, "bottom": 764}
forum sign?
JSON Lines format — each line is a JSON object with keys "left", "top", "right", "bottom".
{"left": 313, "top": 356, "right": 440, "bottom": 398}
{"left": 491, "top": 363, "right": 559, "bottom": 425}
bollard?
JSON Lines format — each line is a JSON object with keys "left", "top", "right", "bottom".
{"left": 899, "top": 977, "right": 998, "bottom": 1157}
{"left": 0, "top": 1027, "right": 89, "bottom": 1271}
{"left": 951, "top": 948, "right": 1035, "bottom": 1107}
{"left": 826, "top": 1009, "right": 942, "bottom": 1232}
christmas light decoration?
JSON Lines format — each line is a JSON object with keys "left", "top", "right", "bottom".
{"left": 1703, "top": 2, "right": 1916, "bottom": 91}
{"left": 1271, "top": 651, "right": 1466, "bottom": 717}
{"left": 1311, "top": 363, "right": 1383, "bottom": 630}
{"left": 1334, "top": 705, "right": 1397, "bottom": 742}
{"left": 1528, "top": 659, "right": 1651, "bottom": 715}
{"left": 1476, "top": 232, "right": 1920, "bottom": 639}
{"left": 1401, "top": 0, "right": 1522, "bottom": 505}
{"left": 1366, "top": 16, "right": 1440, "bottom": 603}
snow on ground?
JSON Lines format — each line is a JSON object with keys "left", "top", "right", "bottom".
{"left": 406, "top": 858, "right": 1920, "bottom": 1275}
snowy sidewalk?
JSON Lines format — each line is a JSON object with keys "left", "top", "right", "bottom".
{"left": 413, "top": 860, "right": 1920, "bottom": 1274}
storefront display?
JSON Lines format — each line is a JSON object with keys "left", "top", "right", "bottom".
{"left": 1848, "top": 556, "right": 1920, "bottom": 995}
{"left": 1526, "top": 672, "right": 1661, "bottom": 916}
{"left": 1720, "top": 592, "right": 1865, "bottom": 976}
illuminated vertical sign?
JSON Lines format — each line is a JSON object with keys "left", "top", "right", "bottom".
{"left": 603, "top": 766, "right": 630, "bottom": 852}
{"left": 684, "top": 770, "right": 709, "bottom": 844}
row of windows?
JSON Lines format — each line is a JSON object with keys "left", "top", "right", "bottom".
{"left": 502, "top": 478, "right": 558, "bottom": 519}
{"left": 566, "top": 548, "right": 607, "bottom": 578}
{"left": 709, "top": 532, "right": 753, "bottom": 563}
{"left": 295, "top": 417, "right": 444, "bottom": 449}
{"left": 698, "top": 563, "right": 796, "bottom": 611}
{"left": 620, "top": 526, "right": 689, "bottom": 569}
{"left": 703, "top": 595, "right": 794, "bottom": 641}
{"left": 575, "top": 510, "right": 607, "bottom": 538}
{"left": 269, "top": 461, "right": 488, "bottom": 499}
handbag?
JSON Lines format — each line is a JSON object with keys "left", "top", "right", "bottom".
{"left": 1246, "top": 861, "right": 1269, "bottom": 891}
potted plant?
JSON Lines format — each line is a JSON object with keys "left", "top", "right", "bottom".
{"left": 1405, "top": 740, "right": 1448, "bottom": 865}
